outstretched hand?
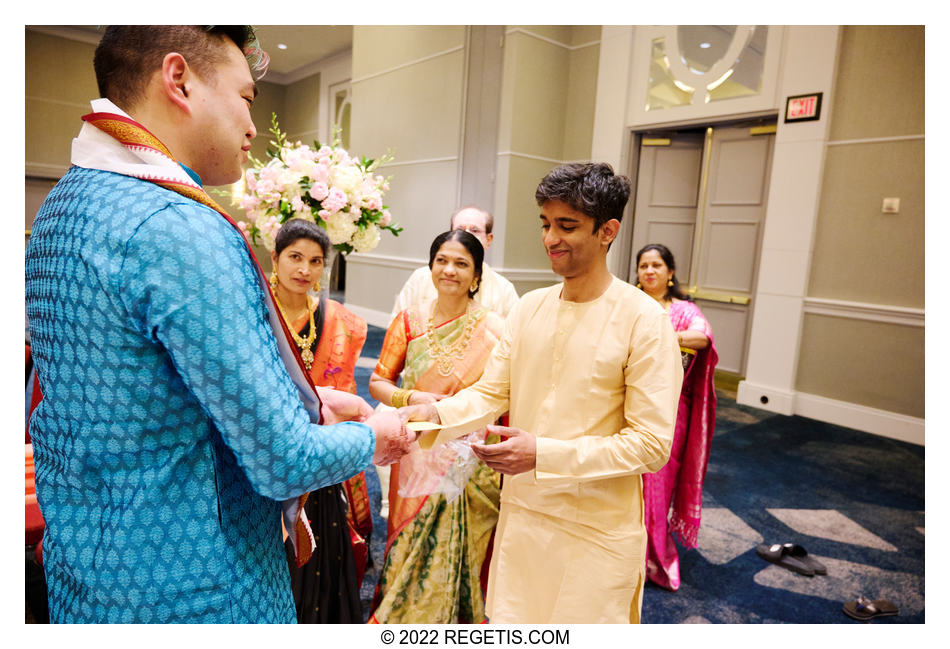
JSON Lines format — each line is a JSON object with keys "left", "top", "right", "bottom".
{"left": 407, "top": 391, "right": 449, "bottom": 406}
{"left": 367, "top": 409, "right": 415, "bottom": 466}
{"left": 398, "top": 403, "right": 442, "bottom": 425}
{"left": 471, "top": 425, "right": 536, "bottom": 475}
{"left": 316, "top": 387, "right": 374, "bottom": 424}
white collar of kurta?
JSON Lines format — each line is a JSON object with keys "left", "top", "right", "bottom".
{"left": 71, "top": 98, "right": 202, "bottom": 190}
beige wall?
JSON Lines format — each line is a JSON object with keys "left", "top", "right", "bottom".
{"left": 248, "top": 80, "right": 287, "bottom": 164}
{"left": 280, "top": 75, "right": 321, "bottom": 145}
{"left": 25, "top": 31, "right": 98, "bottom": 179}
{"left": 797, "top": 314, "right": 924, "bottom": 417}
{"left": 22, "top": 29, "right": 311, "bottom": 274}
{"left": 495, "top": 27, "right": 601, "bottom": 294}
{"left": 345, "top": 26, "right": 601, "bottom": 314}
{"left": 795, "top": 25, "right": 924, "bottom": 418}
{"left": 346, "top": 26, "right": 467, "bottom": 315}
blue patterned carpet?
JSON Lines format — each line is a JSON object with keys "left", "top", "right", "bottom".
{"left": 354, "top": 324, "right": 925, "bottom": 624}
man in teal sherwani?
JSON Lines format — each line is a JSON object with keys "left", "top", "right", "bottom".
{"left": 24, "top": 25, "right": 410, "bottom": 623}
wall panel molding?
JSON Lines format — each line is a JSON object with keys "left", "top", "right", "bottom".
{"left": 26, "top": 163, "right": 68, "bottom": 180}
{"left": 826, "top": 134, "right": 924, "bottom": 147}
{"left": 25, "top": 96, "right": 89, "bottom": 110}
{"left": 803, "top": 297, "right": 924, "bottom": 327}
{"left": 351, "top": 45, "right": 464, "bottom": 85}
{"left": 348, "top": 252, "right": 558, "bottom": 282}
{"left": 505, "top": 28, "right": 600, "bottom": 51}
{"left": 377, "top": 156, "right": 460, "bottom": 169}
{"left": 497, "top": 151, "right": 590, "bottom": 165}
{"left": 347, "top": 252, "right": 424, "bottom": 272}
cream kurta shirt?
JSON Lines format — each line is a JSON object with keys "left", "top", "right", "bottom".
{"left": 435, "top": 276, "right": 682, "bottom": 623}
{"left": 391, "top": 263, "right": 520, "bottom": 320}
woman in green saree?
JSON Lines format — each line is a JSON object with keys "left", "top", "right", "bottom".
{"left": 367, "top": 230, "right": 505, "bottom": 623}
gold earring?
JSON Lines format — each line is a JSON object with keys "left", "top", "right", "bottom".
{"left": 313, "top": 279, "right": 322, "bottom": 293}
{"left": 471, "top": 278, "right": 479, "bottom": 292}
{"left": 270, "top": 270, "right": 278, "bottom": 291}
{"left": 636, "top": 282, "right": 642, "bottom": 289}
{"left": 667, "top": 279, "right": 674, "bottom": 287}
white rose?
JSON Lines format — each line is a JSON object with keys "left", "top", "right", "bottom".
{"left": 329, "top": 165, "right": 364, "bottom": 195}
{"left": 351, "top": 224, "right": 380, "bottom": 253}
{"left": 324, "top": 213, "right": 358, "bottom": 245}
{"left": 278, "top": 169, "right": 304, "bottom": 194}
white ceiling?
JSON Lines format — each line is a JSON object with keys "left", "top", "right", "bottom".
{"left": 26, "top": 25, "right": 353, "bottom": 85}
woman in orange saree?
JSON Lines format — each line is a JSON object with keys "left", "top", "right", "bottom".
{"left": 269, "top": 218, "right": 372, "bottom": 622}
{"left": 367, "top": 230, "right": 504, "bottom": 623}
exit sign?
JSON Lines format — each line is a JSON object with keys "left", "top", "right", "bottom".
{"left": 785, "top": 92, "right": 823, "bottom": 123}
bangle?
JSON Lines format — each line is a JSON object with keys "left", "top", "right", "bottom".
{"left": 390, "top": 388, "right": 405, "bottom": 407}
{"left": 391, "top": 388, "right": 415, "bottom": 408}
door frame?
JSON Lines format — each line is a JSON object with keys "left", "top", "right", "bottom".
{"left": 622, "top": 113, "right": 778, "bottom": 379}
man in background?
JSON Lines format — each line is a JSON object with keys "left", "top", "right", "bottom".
{"left": 391, "top": 205, "right": 519, "bottom": 319}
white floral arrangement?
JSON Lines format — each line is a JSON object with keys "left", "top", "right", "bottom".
{"left": 237, "top": 114, "right": 400, "bottom": 254}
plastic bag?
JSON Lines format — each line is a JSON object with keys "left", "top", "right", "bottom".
{"left": 397, "top": 429, "right": 486, "bottom": 503}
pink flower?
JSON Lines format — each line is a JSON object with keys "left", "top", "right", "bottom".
{"left": 380, "top": 209, "right": 392, "bottom": 227}
{"left": 245, "top": 169, "right": 258, "bottom": 191}
{"left": 260, "top": 164, "right": 281, "bottom": 183}
{"left": 321, "top": 187, "right": 348, "bottom": 213}
{"left": 291, "top": 196, "right": 305, "bottom": 213}
{"left": 309, "top": 163, "right": 329, "bottom": 185}
{"left": 256, "top": 179, "right": 275, "bottom": 195}
{"left": 309, "top": 181, "right": 329, "bottom": 202}
{"left": 237, "top": 221, "right": 249, "bottom": 233}
{"left": 363, "top": 194, "right": 383, "bottom": 211}
{"left": 240, "top": 194, "right": 260, "bottom": 211}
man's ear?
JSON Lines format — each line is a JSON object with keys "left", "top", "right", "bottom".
{"left": 161, "top": 52, "right": 192, "bottom": 114}
{"left": 600, "top": 219, "right": 621, "bottom": 247}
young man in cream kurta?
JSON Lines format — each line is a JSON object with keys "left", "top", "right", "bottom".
{"left": 405, "top": 163, "right": 682, "bottom": 623}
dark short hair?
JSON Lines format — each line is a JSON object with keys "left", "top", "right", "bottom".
{"left": 428, "top": 230, "right": 484, "bottom": 298}
{"left": 635, "top": 243, "right": 690, "bottom": 301}
{"left": 93, "top": 26, "right": 266, "bottom": 110}
{"left": 274, "top": 219, "right": 331, "bottom": 258}
{"left": 449, "top": 205, "right": 494, "bottom": 235}
{"left": 535, "top": 162, "right": 631, "bottom": 231}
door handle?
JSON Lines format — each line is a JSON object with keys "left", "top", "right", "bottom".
{"left": 687, "top": 286, "right": 751, "bottom": 305}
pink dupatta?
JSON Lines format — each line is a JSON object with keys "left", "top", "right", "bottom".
{"left": 656, "top": 300, "right": 718, "bottom": 548}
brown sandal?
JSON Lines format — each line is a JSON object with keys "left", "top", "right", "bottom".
{"left": 843, "top": 597, "right": 899, "bottom": 621}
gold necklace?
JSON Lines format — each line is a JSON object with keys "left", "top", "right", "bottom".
{"left": 274, "top": 293, "right": 316, "bottom": 370}
{"left": 426, "top": 303, "right": 477, "bottom": 377}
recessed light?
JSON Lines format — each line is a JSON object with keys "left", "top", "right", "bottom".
{"left": 277, "top": 43, "right": 288, "bottom": 50}
{"left": 699, "top": 42, "right": 711, "bottom": 49}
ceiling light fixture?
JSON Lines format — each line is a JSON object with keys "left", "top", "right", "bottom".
{"left": 277, "top": 43, "right": 288, "bottom": 50}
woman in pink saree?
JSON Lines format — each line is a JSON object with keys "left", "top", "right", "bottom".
{"left": 635, "top": 243, "right": 718, "bottom": 591}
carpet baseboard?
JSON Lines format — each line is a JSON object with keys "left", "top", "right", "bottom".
{"left": 346, "top": 304, "right": 394, "bottom": 329}
{"left": 794, "top": 391, "right": 924, "bottom": 445}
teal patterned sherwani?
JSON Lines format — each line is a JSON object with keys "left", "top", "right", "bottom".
{"left": 25, "top": 166, "right": 375, "bottom": 623}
